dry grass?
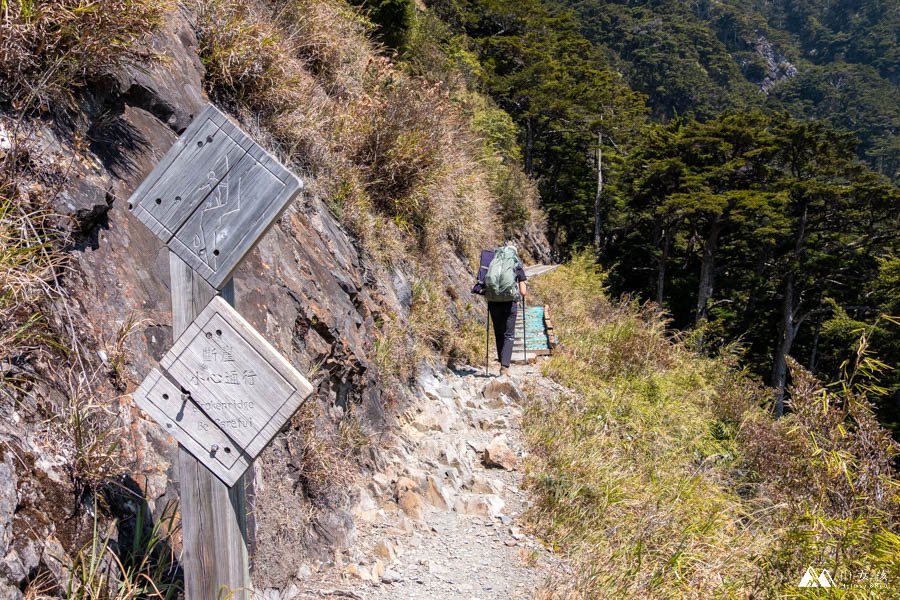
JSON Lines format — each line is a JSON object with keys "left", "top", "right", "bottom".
{"left": 373, "top": 315, "right": 419, "bottom": 384}
{"left": 372, "top": 272, "right": 496, "bottom": 382}
{"left": 1, "top": 129, "right": 127, "bottom": 496}
{"left": 191, "top": 0, "right": 500, "bottom": 266}
{"left": 54, "top": 366, "right": 125, "bottom": 496}
{"left": 523, "top": 255, "right": 900, "bottom": 598}
{"left": 66, "top": 499, "right": 181, "bottom": 599}
{"left": 189, "top": 0, "right": 545, "bottom": 402}
{"left": 252, "top": 394, "right": 364, "bottom": 584}
{"left": 739, "top": 358, "right": 900, "bottom": 595}
{"left": 448, "top": 300, "right": 490, "bottom": 369}
{"left": 1, "top": 157, "right": 175, "bottom": 598}
{"left": 286, "top": 398, "right": 357, "bottom": 504}
{"left": 404, "top": 15, "right": 546, "bottom": 241}
{"left": 374, "top": 276, "right": 454, "bottom": 382}
{"left": 1, "top": 125, "right": 175, "bottom": 594}
{"left": 103, "top": 312, "right": 144, "bottom": 392}
{"left": 0, "top": 0, "right": 166, "bottom": 111}
{"left": 0, "top": 128, "right": 74, "bottom": 409}
{"left": 0, "top": 196, "right": 61, "bottom": 374}
{"left": 269, "top": 0, "right": 372, "bottom": 94}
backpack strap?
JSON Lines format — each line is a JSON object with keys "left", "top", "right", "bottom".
{"left": 472, "top": 248, "right": 496, "bottom": 295}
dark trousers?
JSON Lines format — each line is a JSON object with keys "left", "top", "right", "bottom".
{"left": 488, "top": 301, "right": 518, "bottom": 368}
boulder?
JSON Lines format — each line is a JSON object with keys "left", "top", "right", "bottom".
{"left": 454, "top": 494, "right": 505, "bottom": 518}
{"left": 398, "top": 492, "right": 424, "bottom": 520}
{"left": 482, "top": 379, "right": 525, "bottom": 404}
{"left": 423, "top": 475, "right": 451, "bottom": 510}
{"left": 393, "top": 476, "right": 425, "bottom": 520}
{"left": 382, "top": 569, "right": 402, "bottom": 584}
{"left": 434, "top": 466, "right": 464, "bottom": 492}
{"left": 372, "top": 540, "right": 397, "bottom": 562}
{"left": 469, "top": 476, "right": 504, "bottom": 494}
{"left": 482, "top": 435, "right": 519, "bottom": 471}
{"left": 352, "top": 487, "right": 378, "bottom": 514}
{"left": 371, "top": 559, "right": 385, "bottom": 582}
{"left": 370, "top": 472, "right": 392, "bottom": 499}
{"left": 0, "top": 582, "right": 21, "bottom": 600}
{"left": 482, "top": 395, "right": 507, "bottom": 410}
{"left": 395, "top": 476, "right": 419, "bottom": 495}
{"left": 411, "top": 406, "right": 452, "bottom": 433}
{"left": 310, "top": 510, "right": 357, "bottom": 550}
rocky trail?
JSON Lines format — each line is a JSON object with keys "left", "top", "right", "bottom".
{"left": 284, "top": 361, "right": 568, "bottom": 600}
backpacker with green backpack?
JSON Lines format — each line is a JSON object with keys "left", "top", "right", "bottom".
{"left": 484, "top": 245, "right": 521, "bottom": 302}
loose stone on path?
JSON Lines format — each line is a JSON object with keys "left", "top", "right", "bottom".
{"left": 292, "top": 363, "right": 562, "bottom": 599}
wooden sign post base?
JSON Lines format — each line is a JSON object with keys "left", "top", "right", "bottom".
{"left": 170, "top": 253, "right": 251, "bottom": 599}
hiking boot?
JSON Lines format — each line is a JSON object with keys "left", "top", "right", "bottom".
{"left": 499, "top": 366, "right": 509, "bottom": 377}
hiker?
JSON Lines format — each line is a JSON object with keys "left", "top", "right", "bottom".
{"left": 484, "top": 241, "right": 527, "bottom": 376}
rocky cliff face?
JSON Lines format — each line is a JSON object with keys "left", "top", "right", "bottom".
{"left": 754, "top": 34, "right": 798, "bottom": 93}
{"left": 0, "top": 6, "right": 517, "bottom": 595}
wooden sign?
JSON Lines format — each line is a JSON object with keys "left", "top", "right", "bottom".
{"left": 132, "top": 368, "right": 253, "bottom": 486}
{"left": 134, "top": 296, "right": 313, "bottom": 486}
{"left": 128, "top": 105, "right": 302, "bottom": 289}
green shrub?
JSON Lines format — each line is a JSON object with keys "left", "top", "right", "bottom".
{"left": 67, "top": 499, "right": 181, "bottom": 599}
{"left": 347, "top": 0, "right": 414, "bottom": 51}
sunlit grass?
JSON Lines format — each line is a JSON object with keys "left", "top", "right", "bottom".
{"left": 524, "top": 254, "right": 900, "bottom": 598}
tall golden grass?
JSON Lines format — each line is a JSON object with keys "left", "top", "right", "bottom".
{"left": 526, "top": 254, "right": 900, "bottom": 598}
{"left": 192, "top": 0, "right": 501, "bottom": 266}
{"left": 191, "top": 0, "right": 537, "bottom": 401}
{"left": 0, "top": 0, "right": 166, "bottom": 111}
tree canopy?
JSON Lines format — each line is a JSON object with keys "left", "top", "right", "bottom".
{"left": 411, "top": 0, "right": 899, "bottom": 432}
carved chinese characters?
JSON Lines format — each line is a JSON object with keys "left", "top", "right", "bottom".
{"left": 133, "top": 297, "right": 313, "bottom": 485}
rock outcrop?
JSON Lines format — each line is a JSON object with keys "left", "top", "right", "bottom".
{"left": 754, "top": 35, "right": 798, "bottom": 93}
{"left": 0, "top": 5, "right": 545, "bottom": 595}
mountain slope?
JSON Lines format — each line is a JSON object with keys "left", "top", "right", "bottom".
{"left": 0, "top": 0, "right": 548, "bottom": 595}
{"left": 561, "top": 0, "right": 899, "bottom": 178}
{"left": 524, "top": 256, "right": 900, "bottom": 598}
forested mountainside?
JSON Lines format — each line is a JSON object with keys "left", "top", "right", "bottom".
{"left": 569, "top": 0, "right": 900, "bottom": 428}
{"left": 1, "top": 0, "right": 898, "bottom": 598}
{"left": 412, "top": 0, "right": 900, "bottom": 433}
{"left": 563, "top": 0, "right": 898, "bottom": 180}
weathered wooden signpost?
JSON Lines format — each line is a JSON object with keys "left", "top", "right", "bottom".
{"left": 128, "top": 105, "right": 312, "bottom": 598}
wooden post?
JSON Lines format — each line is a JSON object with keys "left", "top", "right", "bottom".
{"left": 128, "top": 105, "right": 306, "bottom": 599}
{"left": 170, "top": 253, "right": 251, "bottom": 599}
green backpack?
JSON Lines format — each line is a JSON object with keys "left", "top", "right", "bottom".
{"left": 484, "top": 246, "right": 521, "bottom": 302}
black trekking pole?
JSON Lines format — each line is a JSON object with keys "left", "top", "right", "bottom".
{"left": 485, "top": 308, "right": 490, "bottom": 377}
{"left": 522, "top": 296, "right": 527, "bottom": 365}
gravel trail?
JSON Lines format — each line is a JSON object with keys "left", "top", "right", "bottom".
{"left": 287, "top": 362, "right": 567, "bottom": 600}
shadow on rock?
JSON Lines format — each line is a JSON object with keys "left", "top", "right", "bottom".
{"left": 101, "top": 475, "right": 183, "bottom": 596}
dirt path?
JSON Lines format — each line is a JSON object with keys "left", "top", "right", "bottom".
{"left": 290, "top": 362, "right": 565, "bottom": 600}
